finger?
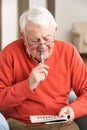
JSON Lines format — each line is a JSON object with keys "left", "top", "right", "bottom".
{"left": 40, "top": 68, "right": 48, "bottom": 77}
{"left": 41, "top": 73, "right": 46, "bottom": 81}
{"left": 58, "top": 108, "right": 67, "bottom": 117}
{"left": 38, "top": 64, "right": 49, "bottom": 69}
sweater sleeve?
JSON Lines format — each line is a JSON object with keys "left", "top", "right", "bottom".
{"left": 0, "top": 47, "right": 32, "bottom": 110}
{"left": 69, "top": 46, "right": 87, "bottom": 118}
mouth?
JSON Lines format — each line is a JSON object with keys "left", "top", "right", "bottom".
{"left": 40, "top": 51, "right": 44, "bottom": 64}
{"left": 39, "top": 50, "right": 48, "bottom": 56}
{"left": 36, "top": 50, "right": 48, "bottom": 61}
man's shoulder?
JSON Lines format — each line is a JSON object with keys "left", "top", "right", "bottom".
{"left": 1, "top": 39, "right": 24, "bottom": 53}
{"left": 55, "top": 40, "right": 75, "bottom": 52}
{"left": 55, "top": 40, "right": 74, "bottom": 47}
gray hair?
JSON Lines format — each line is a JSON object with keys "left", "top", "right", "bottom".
{"left": 19, "top": 7, "right": 57, "bottom": 32}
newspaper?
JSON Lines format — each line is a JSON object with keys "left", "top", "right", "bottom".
{"left": 30, "top": 114, "right": 70, "bottom": 124}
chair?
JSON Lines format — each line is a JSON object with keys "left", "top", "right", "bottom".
{"left": 72, "top": 22, "right": 87, "bottom": 53}
{"left": 0, "top": 113, "right": 9, "bottom": 130}
{"left": 69, "top": 91, "right": 87, "bottom": 130}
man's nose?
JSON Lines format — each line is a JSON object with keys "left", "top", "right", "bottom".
{"left": 38, "top": 39, "right": 46, "bottom": 47}
{"left": 40, "top": 38, "right": 46, "bottom": 44}
{"left": 38, "top": 42, "right": 46, "bottom": 49}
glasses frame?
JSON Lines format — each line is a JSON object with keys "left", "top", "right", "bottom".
{"left": 25, "top": 37, "right": 55, "bottom": 48}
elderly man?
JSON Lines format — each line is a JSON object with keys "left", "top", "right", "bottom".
{"left": 0, "top": 7, "right": 87, "bottom": 130}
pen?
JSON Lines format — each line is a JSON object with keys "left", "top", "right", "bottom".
{"left": 40, "top": 51, "right": 44, "bottom": 64}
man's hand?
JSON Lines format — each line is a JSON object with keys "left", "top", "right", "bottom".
{"left": 58, "top": 106, "right": 75, "bottom": 123}
{"left": 28, "top": 64, "right": 49, "bottom": 91}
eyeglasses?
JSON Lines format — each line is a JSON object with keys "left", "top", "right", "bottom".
{"left": 25, "top": 38, "right": 54, "bottom": 48}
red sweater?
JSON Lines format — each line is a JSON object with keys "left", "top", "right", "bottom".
{"left": 0, "top": 39, "right": 87, "bottom": 124}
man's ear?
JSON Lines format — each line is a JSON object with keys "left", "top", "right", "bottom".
{"left": 21, "top": 32, "right": 25, "bottom": 39}
{"left": 55, "top": 27, "right": 58, "bottom": 32}
{"left": 53, "top": 27, "right": 58, "bottom": 37}
{"left": 21, "top": 32, "right": 27, "bottom": 46}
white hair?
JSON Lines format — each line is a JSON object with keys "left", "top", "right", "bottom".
{"left": 19, "top": 7, "right": 57, "bottom": 32}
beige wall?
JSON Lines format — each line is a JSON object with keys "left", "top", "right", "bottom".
{"left": 1, "top": 0, "right": 18, "bottom": 48}
{"left": 55, "top": 0, "right": 87, "bottom": 42}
